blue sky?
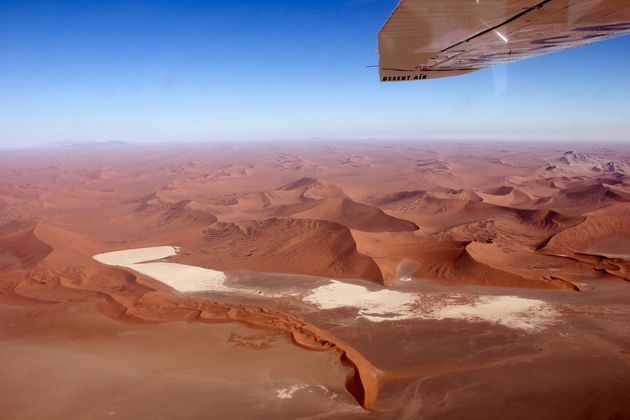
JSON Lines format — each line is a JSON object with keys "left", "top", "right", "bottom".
{"left": 1, "top": 0, "right": 629, "bottom": 147}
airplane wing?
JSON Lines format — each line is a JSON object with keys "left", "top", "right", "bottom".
{"left": 378, "top": 0, "right": 630, "bottom": 82}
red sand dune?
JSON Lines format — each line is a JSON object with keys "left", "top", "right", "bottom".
{"left": 293, "top": 197, "right": 418, "bottom": 233}
{"left": 176, "top": 217, "right": 384, "bottom": 284}
{"left": 476, "top": 186, "right": 531, "bottom": 206}
{"left": 0, "top": 225, "right": 53, "bottom": 273}
{"left": 138, "top": 199, "right": 218, "bottom": 228}
{"left": 543, "top": 203, "right": 630, "bottom": 255}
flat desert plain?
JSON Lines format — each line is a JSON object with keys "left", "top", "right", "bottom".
{"left": 1, "top": 142, "right": 630, "bottom": 419}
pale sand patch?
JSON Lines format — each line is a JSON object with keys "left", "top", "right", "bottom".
{"left": 275, "top": 384, "right": 336, "bottom": 400}
{"left": 433, "top": 295, "right": 557, "bottom": 332}
{"left": 276, "top": 385, "right": 308, "bottom": 399}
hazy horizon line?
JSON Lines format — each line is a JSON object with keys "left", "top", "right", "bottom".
{"left": 2, "top": 137, "right": 630, "bottom": 150}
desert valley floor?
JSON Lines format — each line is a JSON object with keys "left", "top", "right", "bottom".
{"left": 1, "top": 142, "right": 629, "bottom": 419}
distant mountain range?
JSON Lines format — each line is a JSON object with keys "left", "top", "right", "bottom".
{"left": 544, "top": 150, "right": 628, "bottom": 174}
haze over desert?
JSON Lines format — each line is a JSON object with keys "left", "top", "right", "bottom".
{"left": 1, "top": 141, "right": 629, "bottom": 418}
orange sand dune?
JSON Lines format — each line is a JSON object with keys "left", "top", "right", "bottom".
{"left": 510, "top": 208, "right": 582, "bottom": 230}
{"left": 0, "top": 225, "right": 53, "bottom": 273}
{"left": 476, "top": 186, "right": 531, "bottom": 206}
{"left": 137, "top": 199, "right": 218, "bottom": 228}
{"left": 547, "top": 182, "right": 630, "bottom": 213}
{"left": 278, "top": 177, "right": 345, "bottom": 199}
{"left": 31, "top": 223, "right": 103, "bottom": 264}
{"left": 430, "top": 207, "right": 582, "bottom": 246}
{"left": 543, "top": 203, "right": 630, "bottom": 255}
{"left": 415, "top": 242, "right": 575, "bottom": 289}
{"left": 372, "top": 194, "right": 487, "bottom": 231}
{"left": 293, "top": 197, "right": 418, "bottom": 233}
{"left": 175, "top": 217, "right": 384, "bottom": 284}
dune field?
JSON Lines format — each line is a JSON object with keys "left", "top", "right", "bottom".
{"left": 1, "top": 142, "right": 630, "bottom": 419}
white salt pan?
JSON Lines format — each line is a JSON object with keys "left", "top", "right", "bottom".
{"left": 303, "top": 280, "right": 418, "bottom": 323}
{"left": 122, "top": 261, "right": 228, "bottom": 293}
{"left": 93, "top": 246, "right": 227, "bottom": 293}
{"left": 304, "top": 280, "right": 557, "bottom": 332}
{"left": 94, "top": 246, "right": 177, "bottom": 265}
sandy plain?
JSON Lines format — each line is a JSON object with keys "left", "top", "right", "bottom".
{"left": 1, "top": 141, "right": 630, "bottom": 419}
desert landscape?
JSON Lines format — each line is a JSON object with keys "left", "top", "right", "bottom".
{"left": 1, "top": 141, "right": 630, "bottom": 419}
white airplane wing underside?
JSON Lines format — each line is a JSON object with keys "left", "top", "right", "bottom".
{"left": 378, "top": 0, "right": 630, "bottom": 81}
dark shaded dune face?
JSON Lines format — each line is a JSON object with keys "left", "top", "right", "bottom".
{"left": 279, "top": 177, "right": 321, "bottom": 191}
{"left": 368, "top": 191, "right": 448, "bottom": 216}
{"left": 277, "top": 177, "right": 344, "bottom": 199}
{"left": 593, "top": 175, "right": 625, "bottom": 185}
{"left": 552, "top": 183, "right": 630, "bottom": 212}
{"left": 478, "top": 186, "right": 531, "bottom": 204}
{"left": 379, "top": 193, "right": 473, "bottom": 215}
{"left": 510, "top": 208, "right": 583, "bottom": 230}
{"left": 271, "top": 178, "right": 417, "bottom": 232}
{"left": 484, "top": 186, "right": 514, "bottom": 195}
{"left": 424, "top": 243, "right": 561, "bottom": 289}
{"left": 372, "top": 189, "right": 482, "bottom": 209}
{"left": 133, "top": 193, "right": 165, "bottom": 212}
{"left": 565, "top": 185, "right": 625, "bottom": 201}
{"left": 446, "top": 200, "right": 498, "bottom": 217}
{"left": 454, "top": 189, "right": 483, "bottom": 202}
{"left": 422, "top": 242, "right": 579, "bottom": 290}
{"left": 83, "top": 267, "right": 154, "bottom": 297}
{"left": 134, "top": 198, "right": 218, "bottom": 228}
{"left": 176, "top": 218, "right": 384, "bottom": 284}
{"left": 543, "top": 204, "right": 630, "bottom": 254}
{"left": 430, "top": 207, "right": 584, "bottom": 253}
{"left": 0, "top": 226, "right": 53, "bottom": 273}
{"left": 159, "top": 201, "right": 217, "bottom": 227}
{"left": 370, "top": 190, "right": 428, "bottom": 205}
{"left": 262, "top": 197, "right": 321, "bottom": 218}
{"left": 295, "top": 198, "right": 418, "bottom": 233}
